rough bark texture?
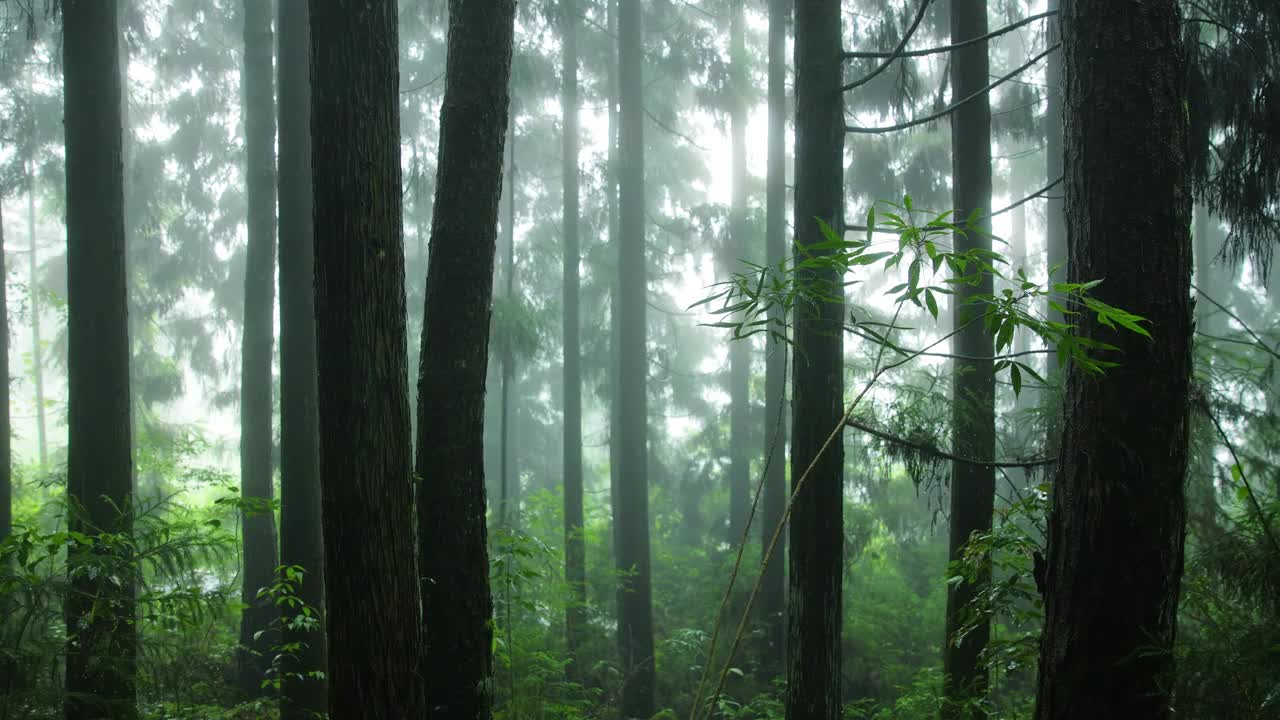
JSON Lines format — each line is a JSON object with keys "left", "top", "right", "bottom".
{"left": 62, "top": 2, "right": 138, "bottom": 717}
{"left": 561, "top": 0, "right": 588, "bottom": 675}
{"left": 942, "top": 1, "right": 995, "bottom": 715}
{"left": 416, "top": 1, "right": 516, "bottom": 717}
{"left": 309, "top": 1, "right": 425, "bottom": 717}
{"left": 786, "top": 1, "right": 844, "bottom": 718}
{"left": 726, "top": 0, "right": 751, "bottom": 545}
{"left": 759, "top": 0, "right": 789, "bottom": 680}
{"left": 277, "top": 1, "right": 328, "bottom": 716}
{"left": 1034, "top": 0, "right": 1192, "bottom": 717}
{"left": 237, "top": 0, "right": 279, "bottom": 696}
{"left": 615, "top": 1, "right": 656, "bottom": 716}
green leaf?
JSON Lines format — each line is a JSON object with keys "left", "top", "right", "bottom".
{"left": 1010, "top": 363, "right": 1023, "bottom": 398}
{"left": 925, "top": 289, "right": 939, "bottom": 320}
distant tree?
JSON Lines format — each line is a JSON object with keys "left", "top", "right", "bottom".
{"left": 415, "top": 0, "right": 517, "bottom": 717}
{"left": 309, "top": 0, "right": 425, "bottom": 716}
{"left": 725, "top": 0, "right": 750, "bottom": 544}
{"left": 942, "top": 0, "right": 996, "bottom": 715}
{"left": 787, "top": 0, "right": 844, "bottom": 718}
{"left": 236, "top": 0, "right": 279, "bottom": 696}
{"left": 560, "top": 0, "right": 588, "bottom": 676}
{"left": 62, "top": 1, "right": 138, "bottom": 718}
{"left": 1034, "top": 0, "right": 1193, "bottom": 716}
{"left": 0, "top": 204, "right": 8, "bottom": 547}
{"left": 1043, "top": 0, "right": 1066, "bottom": 346}
{"left": 759, "top": 0, "right": 789, "bottom": 679}
{"left": 615, "top": 1, "right": 657, "bottom": 716}
{"left": 277, "top": 0, "right": 327, "bottom": 716}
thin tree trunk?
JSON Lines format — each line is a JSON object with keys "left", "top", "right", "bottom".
{"left": 942, "top": 2, "right": 995, "bottom": 716}
{"left": 1034, "top": 0, "right": 1192, "bottom": 716}
{"left": 1043, "top": 0, "right": 1066, "bottom": 374}
{"left": 787, "top": 1, "right": 844, "bottom": 717}
{"left": 499, "top": 116, "right": 516, "bottom": 527}
{"left": 309, "top": 1, "right": 425, "bottom": 716}
{"left": 607, "top": 0, "right": 622, "bottom": 561}
{"left": 416, "top": 1, "right": 517, "bottom": 717}
{"left": 560, "top": 0, "right": 587, "bottom": 677}
{"left": 0, "top": 208, "right": 9, "bottom": 546}
{"left": 62, "top": 2, "right": 137, "bottom": 717}
{"left": 277, "top": 1, "right": 328, "bottom": 715}
{"left": 759, "top": 0, "right": 789, "bottom": 681}
{"left": 726, "top": 0, "right": 750, "bottom": 545}
{"left": 616, "top": 1, "right": 656, "bottom": 716}
{"left": 237, "top": 0, "right": 279, "bottom": 696}
{"left": 26, "top": 160, "right": 45, "bottom": 468}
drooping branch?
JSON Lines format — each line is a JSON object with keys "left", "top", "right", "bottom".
{"left": 988, "top": 176, "right": 1063, "bottom": 218}
{"left": 845, "top": 44, "right": 1059, "bottom": 133}
{"left": 1194, "top": 392, "right": 1280, "bottom": 557}
{"left": 1191, "top": 284, "right": 1280, "bottom": 362}
{"left": 845, "top": 418, "right": 1054, "bottom": 469}
{"left": 841, "top": 0, "right": 937, "bottom": 94}
{"left": 843, "top": 10, "right": 1057, "bottom": 61}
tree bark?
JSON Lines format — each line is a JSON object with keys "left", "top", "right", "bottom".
{"left": 309, "top": 1, "right": 425, "bottom": 716}
{"left": 726, "top": 0, "right": 751, "bottom": 545}
{"left": 416, "top": 1, "right": 517, "bottom": 717}
{"left": 561, "top": 0, "right": 588, "bottom": 677}
{"left": 62, "top": 2, "right": 137, "bottom": 717}
{"left": 615, "top": 1, "right": 656, "bottom": 716}
{"left": 942, "top": 1, "right": 995, "bottom": 716}
{"left": 277, "top": 1, "right": 328, "bottom": 716}
{"left": 1044, "top": 0, "right": 1066, "bottom": 370}
{"left": 238, "top": 0, "right": 279, "bottom": 696}
{"left": 787, "top": 1, "right": 844, "bottom": 718}
{"left": 759, "top": 0, "right": 789, "bottom": 680}
{"left": 1034, "top": 0, "right": 1192, "bottom": 717}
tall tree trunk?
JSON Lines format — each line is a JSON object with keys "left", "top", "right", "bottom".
{"left": 499, "top": 116, "right": 517, "bottom": 527}
{"left": 62, "top": 2, "right": 137, "bottom": 717}
{"left": 277, "top": 1, "right": 328, "bottom": 716}
{"left": 1034, "top": 0, "right": 1192, "bottom": 717}
{"left": 25, "top": 160, "right": 45, "bottom": 468}
{"left": 309, "top": 1, "right": 425, "bottom": 716}
{"left": 1044, "top": 0, "right": 1066, "bottom": 372}
{"left": 787, "top": 1, "right": 844, "bottom": 718}
{"left": 0, "top": 208, "right": 9, "bottom": 547}
{"left": 607, "top": 0, "right": 623, "bottom": 562}
{"left": 726, "top": 0, "right": 750, "bottom": 545}
{"left": 416, "top": 1, "right": 517, "bottom": 717}
{"left": 616, "top": 1, "right": 656, "bottom": 716}
{"left": 561, "top": 0, "right": 587, "bottom": 677}
{"left": 942, "top": 2, "right": 995, "bottom": 716}
{"left": 238, "top": 0, "right": 279, "bottom": 696}
{"left": 759, "top": 0, "right": 789, "bottom": 681}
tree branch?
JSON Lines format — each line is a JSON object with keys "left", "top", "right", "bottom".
{"left": 844, "top": 10, "right": 1058, "bottom": 61}
{"left": 846, "top": 418, "right": 1054, "bottom": 469}
{"left": 841, "top": 0, "right": 937, "bottom": 94}
{"left": 845, "top": 44, "right": 1059, "bottom": 133}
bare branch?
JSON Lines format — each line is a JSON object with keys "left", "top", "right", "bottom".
{"left": 844, "top": 10, "right": 1058, "bottom": 61}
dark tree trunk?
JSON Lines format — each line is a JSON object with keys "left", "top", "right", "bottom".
{"left": 615, "top": 1, "right": 656, "bottom": 716}
{"left": 942, "top": 1, "right": 995, "bottom": 715}
{"left": 62, "top": 2, "right": 137, "bottom": 717}
{"left": 0, "top": 208, "right": 8, "bottom": 547}
{"left": 277, "top": 1, "right": 328, "bottom": 716}
{"left": 726, "top": 0, "right": 751, "bottom": 545}
{"left": 416, "top": 1, "right": 517, "bottom": 717}
{"left": 309, "top": 1, "right": 425, "bottom": 717}
{"left": 1044, "top": 0, "right": 1066, "bottom": 367}
{"left": 238, "top": 0, "right": 279, "bottom": 696}
{"left": 786, "top": 1, "right": 844, "bottom": 718}
{"left": 561, "top": 0, "right": 588, "bottom": 677}
{"left": 1034, "top": 0, "right": 1192, "bottom": 717}
{"left": 759, "top": 0, "right": 789, "bottom": 681}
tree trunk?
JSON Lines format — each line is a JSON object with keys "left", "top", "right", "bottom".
{"left": 942, "top": 1, "right": 995, "bottom": 716}
{"left": 1034, "top": 0, "right": 1192, "bottom": 717}
{"left": 787, "top": 1, "right": 844, "bottom": 718}
{"left": 238, "top": 0, "right": 279, "bottom": 696}
{"left": 499, "top": 115, "right": 517, "bottom": 527}
{"left": 606, "top": 0, "right": 623, "bottom": 566}
{"left": 616, "top": 1, "right": 656, "bottom": 716}
{"left": 309, "top": 1, "right": 425, "bottom": 716}
{"left": 0, "top": 207, "right": 9, "bottom": 547}
{"left": 62, "top": 2, "right": 137, "bottom": 717}
{"left": 1044, "top": 0, "right": 1066, "bottom": 368}
{"left": 416, "top": 1, "right": 517, "bottom": 717}
{"left": 561, "top": 0, "right": 588, "bottom": 677}
{"left": 759, "top": 0, "right": 789, "bottom": 681}
{"left": 726, "top": 0, "right": 751, "bottom": 545}
{"left": 277, "top": 1, "right": 328, "bottom": 716}
{"left": 26, "top": 160, "right": 45, "bottom": 468}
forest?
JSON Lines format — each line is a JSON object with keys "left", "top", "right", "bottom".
{"left": 0, "top": 0, "right": 1277, "bottom": 718}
